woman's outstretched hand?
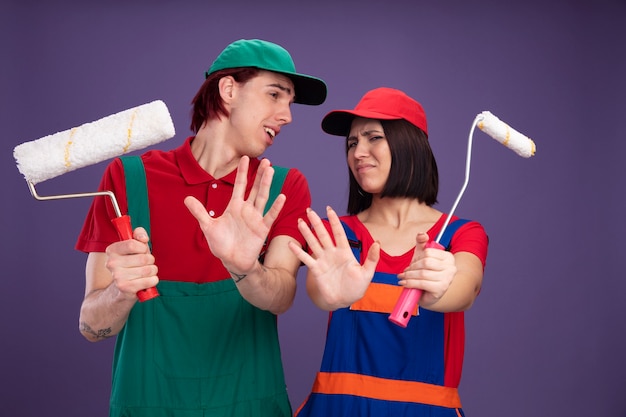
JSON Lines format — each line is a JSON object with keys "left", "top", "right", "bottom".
{"left": 288, "top": 206, "right": 380, "bottom": 310}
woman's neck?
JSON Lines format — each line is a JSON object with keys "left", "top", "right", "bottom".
{"left": 358, "top": 197, "right": 440, "bottom": 229}
{"left": 357, "top": 197, "right": 442, "bottom": 255}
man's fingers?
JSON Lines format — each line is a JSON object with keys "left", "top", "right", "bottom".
{"left": 184, "top": 196, "right": 212, "bottom": 226}
{"left": 231, "top": 155, "right": 251, "bottom": 201}
{"left": 251, "top": 160, "right": 274, "bottom": 212}
{"left": 132, "top": 227, "right": 150, "bottom": 243}
{"left": 262, "top": 193, "right": 285, "bottom": 228}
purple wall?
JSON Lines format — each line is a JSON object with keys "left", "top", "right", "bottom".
{"left": 2, "top": 1, "right": 625, "bottom": 415}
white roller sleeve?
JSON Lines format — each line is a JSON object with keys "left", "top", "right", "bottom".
{"left": 477, "top": 111, "right": 536, "bottom": 158}
{"left": 14, "top": 100, "right": 176, "bottom": 184}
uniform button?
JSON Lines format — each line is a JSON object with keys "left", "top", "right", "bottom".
{"left": 211, "top": 183, "right": 217, "bottom": 189}
{"left": 208, "top": 210, "right": 215, "bottom": 217}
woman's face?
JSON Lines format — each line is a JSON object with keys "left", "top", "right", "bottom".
{"left": 346, "top": 117, "right": 392, "bottom": 195}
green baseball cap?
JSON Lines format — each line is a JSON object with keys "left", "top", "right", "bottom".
{"left": 205, "top": 39, "right": 327, "bottom": 106}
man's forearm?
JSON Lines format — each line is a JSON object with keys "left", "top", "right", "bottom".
{"left": 79, "top": 286, "right": 135, "bottom": 342}
{"left": 228, "top": 260, "right": 296, "bottom": 315}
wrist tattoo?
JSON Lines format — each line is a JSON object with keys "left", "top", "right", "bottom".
{"left": 231, "top": 272, "right": 247, "bottom": 283}
{"left": 80, "top": 322, "right": 112, "bottom": 339}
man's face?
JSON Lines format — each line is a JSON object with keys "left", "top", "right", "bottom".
{"left": 228, "top": 70, "right": 295, "bottom": 157}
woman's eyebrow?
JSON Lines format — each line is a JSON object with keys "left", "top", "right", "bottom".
{"left": 349, "top": 129, "right": 384, "bottom": 139}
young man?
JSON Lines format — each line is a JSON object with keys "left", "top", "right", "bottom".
{"left": 76, "top": 39, "right": 327, "bottom": 417}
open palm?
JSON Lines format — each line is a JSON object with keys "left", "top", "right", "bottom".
{"left": 290, "top": 206, "right": 379, "bottom": 309}
{"left": 185, "top": 156, "right": 285, "bottom": 273}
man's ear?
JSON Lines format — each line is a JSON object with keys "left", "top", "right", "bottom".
{"left": 218, "top": 76, "right": 235, "bottom": 104}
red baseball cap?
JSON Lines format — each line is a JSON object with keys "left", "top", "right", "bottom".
{"left": 321, "top": 87, "right": 428, "bottom": 137}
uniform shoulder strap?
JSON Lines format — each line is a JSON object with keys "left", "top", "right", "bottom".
{"left": 340, "top": 220, "right": 362, "bottom": 261}
{"left": 265, "top": 165, "right": 289, "bottom": 215}
{"left": 258, "top": 165, "right": 290, "bottom": 262}
{"left": 338, "top": 217, "right": 470, "bottom": 261}
{"left": 119, "top": 155, "right": 152, "bottom": 249}
{"left": 438, "top": 218, "right": 471, "bottom": 250}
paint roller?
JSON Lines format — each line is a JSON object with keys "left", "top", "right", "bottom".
{"left": 13, "top": 100, "right": 176, "bottom": 302}
{"left": 388, "top": 110, "right": 536, "bottom": 327}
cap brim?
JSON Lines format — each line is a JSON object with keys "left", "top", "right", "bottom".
{"left": 322, "top": 109, "right": 401, "bottom": 136}
{"left": 286, "top": 73, "right": 327, "bottom": 106}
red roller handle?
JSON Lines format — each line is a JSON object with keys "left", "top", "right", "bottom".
{"left": 111, "top": 215, "right": 159, "bottom": 302}
{"left": 111, "top": 215, "right": 133, "bottom": 240}
{"left": 388, "top": 240, "right": 443, "bottom": 327}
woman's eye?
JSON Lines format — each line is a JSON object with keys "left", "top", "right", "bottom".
{"left": 370, "top": 135, "right": 383, "bottom": 141}
{"left": 347, "top": 141, "right": 357, "bottom": 148}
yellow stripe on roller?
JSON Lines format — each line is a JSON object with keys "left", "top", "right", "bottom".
{"left": 124, "top": 110, "right": 137, "bottom": 153}
{"left": 503, "top": 124, "right": 511, "bottom": 147}
{"left": 64, "top": 128, "right": 78, "bottom": 168}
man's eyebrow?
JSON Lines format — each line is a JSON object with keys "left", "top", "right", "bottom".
{"left": 267, "top": 83, "right": 293, "bottom": 96}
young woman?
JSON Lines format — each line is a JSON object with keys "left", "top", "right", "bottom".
{"left": 289, "top": 87, "right": 488, "bottom": 417}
